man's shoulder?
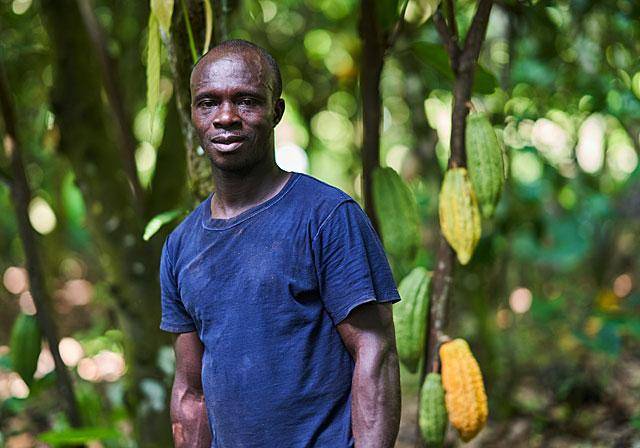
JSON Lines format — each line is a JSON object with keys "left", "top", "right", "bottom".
{"left": 291, "top": 173, "right": 354, "bottom": 208}
{"left": 288, "top": 173, "right": 359, "bottom": 223}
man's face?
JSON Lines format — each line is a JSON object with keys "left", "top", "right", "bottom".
{"left": 190, "top": 49, "right": 284, "bottom": 172}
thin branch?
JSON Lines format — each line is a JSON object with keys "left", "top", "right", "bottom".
{"left": 459, "top": 0, "right": 493, "bottom": 72}
{"left": 76, "top": 0, "right": 145, "bottom": 214}
{"left": 445, "top": 0, "right": 458, "bottom": 44}
{"left": 386, "top": 0, "right": 411, "bottom": 51}
{"left": 220, "top": 0, "right": 229, "bottom": 41}
{"left": 0, "top": 58, "right": 82, "bottom": 429}
{"left": 433, "top": 10, "right": 460, "bottom": 70}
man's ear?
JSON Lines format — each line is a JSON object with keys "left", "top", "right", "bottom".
{"left": 273, "top": 98, "right": 285, "bottom": 127}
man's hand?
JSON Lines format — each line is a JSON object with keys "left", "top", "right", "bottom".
{"left": 336, "top": 302, "right": 401, "bottom": 448}
{"left": 171, "top": 332, "right": 212, "bottom": 447}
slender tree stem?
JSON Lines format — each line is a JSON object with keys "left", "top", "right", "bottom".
{"left": 445, "top": 0, "right": 458, "bottom": 43}
{"left": 220, "top": 0, "right": 229, "bottom": 41}
{"left": 180, "top": 0, "right": 199, "bottom": 63}
{"left": 386, "top": 0, "right": 410, "bottom": 51}
{"left": 0, "top": 60, "right": 82, "bottom": 429}
{"left": 76, "top": 0, "right": 145, "bottom": 214}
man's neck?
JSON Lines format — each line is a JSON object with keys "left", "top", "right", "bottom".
{"left": 210, "top": 159, "right": 290, "bottom": 220}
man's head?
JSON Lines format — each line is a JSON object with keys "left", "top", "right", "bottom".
{"left": 190, "top": 40, "right": 285, "bottom": 173}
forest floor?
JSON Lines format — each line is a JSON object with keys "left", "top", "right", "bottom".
{"left": 396, "top": 355, "right": 640, "bottom": 448}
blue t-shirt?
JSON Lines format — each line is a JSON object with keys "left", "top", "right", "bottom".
{"left": 159, "top": 172, "right": 400, "bottom": 448}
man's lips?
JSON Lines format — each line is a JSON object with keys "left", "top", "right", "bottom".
{"left": 211, "top": 134, "right": 245, "bottom": 144}
{"left": 209, "top": 135, "right": 246, "bottom": 152}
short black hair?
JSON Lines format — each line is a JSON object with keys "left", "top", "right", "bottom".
{"left": 191, "top": 39, "right": 283, "bottom": 100}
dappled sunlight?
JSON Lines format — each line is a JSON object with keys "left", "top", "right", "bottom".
{"left": 576, "top": 114, "right": 606, "bottom": 174}
{"left": 18, "top": 291, "right": 36, "bottom": 315}
{"left": 28, "top": 197, "right": 57, "bottom": 235}
{"left": 59, "top": 337, "right": 84, "bottom": 367}
{"left": 35, "top": 347, "right": 54, "bottom": 379}
{"left": 3, "top": 266, "right": 28, "bottom": 295}
{"left": 509, "top": 288, "right": 533, "bottom": 314}
{"left": 275, "top": 143, "right": 309, "bottom": 173}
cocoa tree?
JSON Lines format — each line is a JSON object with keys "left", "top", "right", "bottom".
{"left": 417, "top": 0, "right": 494, "bottom": 446}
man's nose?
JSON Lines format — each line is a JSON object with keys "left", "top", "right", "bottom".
{"left": 213, "top": 101, "right": 241, "bottom": 129}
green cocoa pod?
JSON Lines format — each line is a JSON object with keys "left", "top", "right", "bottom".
{"left": 393, "top": 267, "right": 430, "bottom": 373}
{"left": 439, "top": 168, "right": 482, "bottom": 265}
{"left": 10, "top": 313, "right": 41, "bottom": 387}
{"left": 466, "top": 113, "right": 504, "bottom": 218}
{"left": 372, "top": 167, "right": 421, "bottom": 265}
{"left": 419, "top": 373, "right": 448, "bottom": 448}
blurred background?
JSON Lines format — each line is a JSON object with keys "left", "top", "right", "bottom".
{"left": 1, "top": 0, "right": 639, "bottom": 446}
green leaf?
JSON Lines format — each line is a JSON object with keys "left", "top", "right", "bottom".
{"left": 632, "top": 72, "right": 640, "bottom": 100}
{"left": 376, "top": 0, "right": 401, "bottom": 32}
{"left": 405, "top": 0, "right": 441, "bottom": 26}
{"left": 143, "top": 208, "right": 184, "bottom": 241}
{"left": 146, "top": 13, "right": 161, "bottom": 136}
{"left": 203, "top": 0, "right": 213, "bottom": 55}
{"left": 150, "top": 0, "right": 174, "bottom": 34}
{"left": 10, "top": 314, "right": 41, "bottom": 387}
{"left": 410, "top": 41, "right": 498, "bottom": 94}
{"left": 38, "top": 427, "right": 121, "bottom": 445}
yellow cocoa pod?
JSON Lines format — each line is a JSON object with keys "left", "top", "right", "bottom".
{"left": 438, "top": 168, "right": 481, "bottom": 265}
{"left": 439, "top": 339, "right": 488, "bottom": 442}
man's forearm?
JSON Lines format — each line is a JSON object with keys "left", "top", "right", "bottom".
{"left": 171, "top": 383, "right": 212, "bottom": 447}
{"left": 350, "top": 345, "right": 401, "bottom": 448}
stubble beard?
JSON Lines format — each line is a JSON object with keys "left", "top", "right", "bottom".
{"left": 205, "top": 137, "right": 275, "bottom": 176}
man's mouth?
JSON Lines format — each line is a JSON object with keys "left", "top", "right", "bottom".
{"left": 210, "top": 134, "right": 246, "bottom": 152}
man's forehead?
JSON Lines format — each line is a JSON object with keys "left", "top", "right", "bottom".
{"left": 190, "top": 49, "right": 273, "bottom": 91}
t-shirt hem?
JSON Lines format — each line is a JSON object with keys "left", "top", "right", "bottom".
{"left": 160, "top": 321, "right": 197, "bottom": 333}
{"left": 332, "top": 291, "right": 401, "bottom": 325}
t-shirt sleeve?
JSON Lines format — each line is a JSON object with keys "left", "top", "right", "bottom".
{"left": 159, "top": 237, "right": 197, "bottom": 333}
{"left": 312, "top": 200, "right": 400, "bottom": 325}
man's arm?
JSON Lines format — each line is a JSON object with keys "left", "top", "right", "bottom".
{"left": 171, "top": 331, "right": 212, "bottom": 447}
{"left": 336, "top": 302, "right": 401, "bottom": 448}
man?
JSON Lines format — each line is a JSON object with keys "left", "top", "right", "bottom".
{"left": 159, "top": 39, "right": 401, "bottom": 447}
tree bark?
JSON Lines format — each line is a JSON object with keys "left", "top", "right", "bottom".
{"left": 358, "top": 0, "right": 385, "bottom": 232}
{"left": 0, "top": 60, "right": 82, "bottom": 429}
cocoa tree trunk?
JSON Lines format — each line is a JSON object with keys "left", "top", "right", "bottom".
{"left": 359, "top": 0, "right": 385, "bottom": 232}
{"left": 416, "top": 1, "right": 493, "bottom": 446}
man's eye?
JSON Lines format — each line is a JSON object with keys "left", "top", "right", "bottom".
{"left": 238, "top": 98, "right": 256, "bottom": 106}
{"left": 200, "top": 100, "right": 216, "bottom": 108}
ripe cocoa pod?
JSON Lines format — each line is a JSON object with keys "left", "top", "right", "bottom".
{"left": 10, "top": 313, "right": 41, "bottom": 387}
{"left": 466, "top": 113, "right": 504, "bottom": 218}
{"left": 439, "top": 339, "right": 488, "bottom": 442}
{"left": 394, "top": 267, "right": 430, "bottom": 373}
{"left": 372, "top": 167, "right": 421, "bottom": 263}
{"left": 438, "top": 168, "right": 481, "bottom": 265}
{"left": 419, "top": 373, "right": 448, "bottom": 447}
